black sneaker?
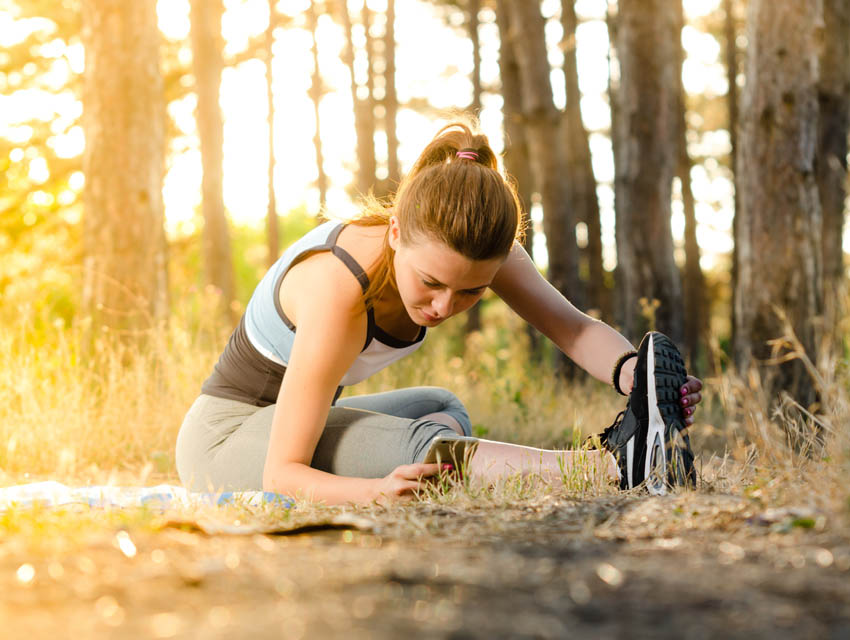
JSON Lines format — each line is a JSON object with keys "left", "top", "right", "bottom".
{"left": 599, "top": 332, "right": 695, "bottom": 494}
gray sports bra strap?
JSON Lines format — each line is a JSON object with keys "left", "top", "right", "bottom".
{"left": 331, "top": 245, "right": 369, "bottom": 292}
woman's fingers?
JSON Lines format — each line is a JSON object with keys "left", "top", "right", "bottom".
{"left": 398, "top": 462, "right": 442, "bottom": 479}
{"left": 681, "top": 375, "right": 703, "bottom": 394}
{"left": 680, "top": 391, "right": 702, "bottom": 407}
{"left": 678, "top": 376, "right": 703, "bottom": 426}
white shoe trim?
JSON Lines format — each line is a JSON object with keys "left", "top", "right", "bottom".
{"left": 645, "top": 334, "right": 668, "bottom": 495}
{"left": 626, "top": 435, "right": 635, "bottom": 489}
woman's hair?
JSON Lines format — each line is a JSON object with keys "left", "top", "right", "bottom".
{"left": 354, "top": 120, "right": 524, "bottom": 309}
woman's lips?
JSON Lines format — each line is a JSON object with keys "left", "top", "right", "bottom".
{"left": 421, "top": 310, "right": 441, "bottom": 323}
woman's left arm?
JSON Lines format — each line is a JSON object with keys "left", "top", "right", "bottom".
{"left": 490, "top": 243, "right": 702, "bottom": 422}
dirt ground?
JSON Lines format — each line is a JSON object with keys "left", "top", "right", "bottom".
{"left": 2, "top": 491, "right": 849, "bottom": 639}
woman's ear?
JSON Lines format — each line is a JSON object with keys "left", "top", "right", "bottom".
{"left": 388, "top": 215, "right": 401, "bottom": 251}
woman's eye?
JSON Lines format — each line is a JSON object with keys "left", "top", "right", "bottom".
{"left": 423, "top": 281, "right": 441, "bottom": 288}
{"left": 464, "top": 289, "right": 484, "bottom": 296}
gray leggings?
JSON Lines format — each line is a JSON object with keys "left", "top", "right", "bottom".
{"left": 175, "top": 387, "right": 472, "bottom": 492}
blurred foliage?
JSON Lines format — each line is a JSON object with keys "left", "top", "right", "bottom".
{"left": 0, "top": 0, "right": 742, "bottom": 356}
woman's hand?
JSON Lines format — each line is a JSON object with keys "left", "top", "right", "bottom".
{"left": 371, "top": 462, "right": 442, "bottom": 504}
{"left": 621, "top": 361, "right": 703, "bottom": 426}
{"left": 679, "top": 375, "right": 702, "bottom": 426}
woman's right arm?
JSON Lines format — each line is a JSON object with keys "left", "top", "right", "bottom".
{"left": 261, "top": 254, "right": 439, "bottom": 504}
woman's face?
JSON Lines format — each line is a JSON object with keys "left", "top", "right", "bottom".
{"left": 388, "top": 216, "right": 505, "bottom": 327}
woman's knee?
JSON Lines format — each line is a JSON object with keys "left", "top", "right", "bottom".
{"left": 424, "top": 387, "right": 471, "bottom": 436}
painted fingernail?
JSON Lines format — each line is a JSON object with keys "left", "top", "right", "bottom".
{"left": 686, "top": 407, "right": 693, "bottom": 416}
{"left": 442, "top": 464, "right": 454, "bottom": 470}
{"left": 680, "top": 387, "right": 688, "bottom": 395}
{"left": 681, "top": 397, "right": 689, "bottom": 406}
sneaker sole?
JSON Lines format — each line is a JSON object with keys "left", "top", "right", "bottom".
{"left": 643, "top": 333, "right": 693, "bottom": 495}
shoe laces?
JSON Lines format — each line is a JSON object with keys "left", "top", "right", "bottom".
{"left": 600, "top": 410, "right": 626, "bottom": 446}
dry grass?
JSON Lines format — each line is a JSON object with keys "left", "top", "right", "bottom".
{"left": 0, "top": 292, "right": 848, "bottom": 525}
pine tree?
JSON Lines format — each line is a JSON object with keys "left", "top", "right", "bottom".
{"left": 80, "top": 0, "right": 168, "bottom": 335}
{"left": 734, "top": 0, "right": 823, "bottom": 409}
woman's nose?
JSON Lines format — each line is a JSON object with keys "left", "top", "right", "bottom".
{"left": 433, "top": 291, "right": 454, "bottom": 317}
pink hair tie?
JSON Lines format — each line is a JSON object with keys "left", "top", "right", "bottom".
{"left": 456, "top": 149, "right": 479, "bottom": 161}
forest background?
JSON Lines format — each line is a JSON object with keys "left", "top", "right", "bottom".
{"left": 2, "top": 0, "right": 850, "bottom": 636}
{"left": 1, "top": 0, "right": 846, "bottom": 475}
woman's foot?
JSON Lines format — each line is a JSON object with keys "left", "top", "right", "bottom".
{"left": 599, "top": 332, "right": 695, "bottom": 494}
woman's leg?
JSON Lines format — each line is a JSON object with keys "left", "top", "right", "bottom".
{"left": 467, "top": 440, "right": 618, "bottom": 484}
{"left": 339, "top": 386, "right": 617, "bottom": 484}
{"left": 176, "top": 393, "right": 462, "bottom": 491}
{"left": 177, "top": 391, "right": 617, "bottom": 493}
{"left": 175, "top": 394, "right": 265, "bottom": 492}
{"left": 336, "top": 386, "right": 472, "bottom": 436}
{"left": 338, "top": 387, "right": 616, "bottom": 483}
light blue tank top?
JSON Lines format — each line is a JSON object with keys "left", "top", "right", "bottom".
{"left": 243, "top": 221, "right": 426, "bottom": 386}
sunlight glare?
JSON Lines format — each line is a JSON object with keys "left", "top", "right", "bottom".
{"left": 575, "top": 21, "right": 609, "bottom": 95}
{"left": 223, "top": 0, "right": 269, "bottom": 57}
{"left": 683, "top": 0, "right": 722, "bottom": 19}
{"left": 69, "top": 171, "right": 85, "bottom": 191}
{"left": 575, "top": 0, "right": 607, "bottom": 20}
{"left": 28, "top": 157, "right": 49, "bottom": 184}
{"left": 66, "top": 43, "right": 85, "bottom": 75}
{"left": 49, "top": 124, "right": 85, "bottom": 159}
{"left": 16, "top": 563, "right": 35, "bottom": 585}
{"left": 157, "top": 0, "right": 190, "bottom": 41}
{"left": 580, "top": 95, "right": 611, "bottom": 132}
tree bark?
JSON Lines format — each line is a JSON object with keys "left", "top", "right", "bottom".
{"left": 384, "top": 0, "right": 400, "bottom": 191}
{"left": 265, "top": 0, "right": 279, "bottom": 266}
{"left": 500, "top": 0, "right": 580, "bottom": 308}
{"left": 724, "top": 0, "right": 740, "bottom": 353}
{"left": 734, "top": 0, "right": 823, "bottom": 409}
{"left": 674, "top": 0, "right": 705, "bottom": 369}
{"left": 339, "top": 0, "right": 377, "bottom": 196}
{"left": 496, "top": 2, "right": 539, "bottom": 356}
{"left": 466, "top": 0, "right": 484, "bottom": 334}
{"left": 561, "top": 0, "right": 605, "bottom": 318}
{"left": 817, "top": 0, "right": 850, "bottom": 299}
{"left": 307, "top": 2, "right": 328, "bottom": 210}
{"left": 607, "top": 5, "right": 625, "bottom": 332}
{"left": 81, "top": 0, "right": 168, "bottom": 337}
{"left": 501, "top": 0, "right": 579, "bottom": 375}
{"left": 190, "top": 0, "right": 236, "bottom": 322}
{"left": 360, "top": 4, "right": 378, "bottom": 193}
{"left": 613, "top": 0, "right": 684, "bottom": 345}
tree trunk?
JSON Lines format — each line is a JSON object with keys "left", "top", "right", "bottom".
{"left": 496, "top": 2, "right": 539, "bottom": 357}
{"left": 307, "top": 2, "right": 328, "bottom": 210}
{"left": 561, "top": 0, "right": 605, "bottom": 318}
{"left": 469, "top": 0, "right": 483, "bottom": 116}
{"left": 384, "top": 0, "right": 400, "bottom": 192}
{"left": 613, "top": 0, "right": 684, "bottom": 345}
{"left": 190, "top": 0, "right": 236, "bottom": 322}
{"left": 724, "top": 0, "right": 740, "bottom": 353}
{"left": 360, "top": 4, "right": 378, "bottom": 193}
{"left": 500, "top": 0, "right": 579, "bottom": 307}
{"left": 340, "top": 1, "right": 374, "bottom": 198}
{"left": 674, "top": 0, "right": 705, "bottom": 370}
{"left": 265, "top": 0, "right": 279, "bottom": 266}
{"left": 607, "top": 5, "right": 625, "bottom": 332}
{"left": 501, "top": 0, "right": 579, "bottom": 375}
{"left": 817, "top": 0, "right": 850, "bottom": 300}
{"left": 466, "top": 0, "right": 484, "bottom": 334}
{"left": 81, "top": 0, "right": 168, "bottom": 337}
{"left": 734, "top": 0, "right": 823, "bottom": 409}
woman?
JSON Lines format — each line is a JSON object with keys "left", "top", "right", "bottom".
{"left": 176, "top": 122, "right": 703, "bottom": 503}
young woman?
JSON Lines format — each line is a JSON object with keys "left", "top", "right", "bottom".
{"left": 176, "top": 122, "right": 703, "bottom": 503}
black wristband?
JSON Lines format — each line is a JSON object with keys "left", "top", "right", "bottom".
{"left": 612, "top": 351, "right": 638, "bottom": 396}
